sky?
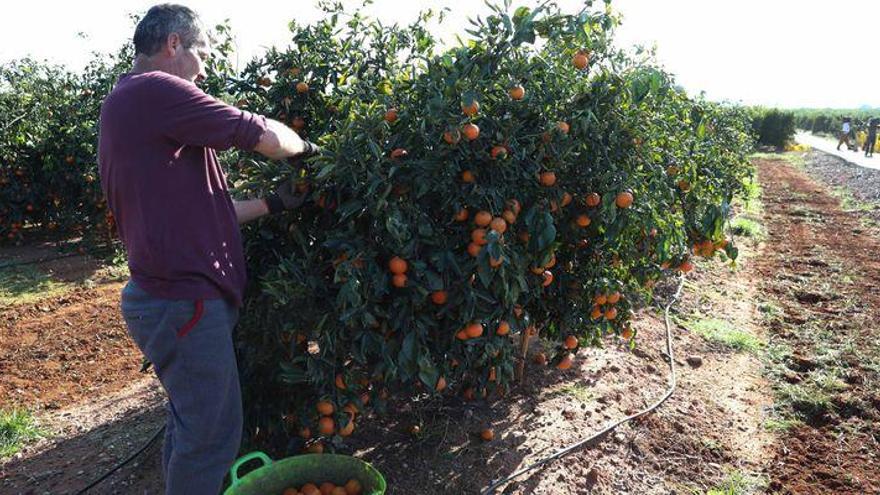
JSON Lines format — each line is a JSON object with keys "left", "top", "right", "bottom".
{"left": 2, "top": 0, "right": 879, "bottom": 108}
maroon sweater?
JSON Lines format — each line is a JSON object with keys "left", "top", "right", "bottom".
{"left": 98, "top": 71, "right": 267, "bottom": 307}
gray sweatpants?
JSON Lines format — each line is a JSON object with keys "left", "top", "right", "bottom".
{"left": 121, "top": 280, "right": 242, "bottom": 495}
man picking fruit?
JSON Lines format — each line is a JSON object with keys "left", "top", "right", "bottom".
{"left": 98, "top": 4, "right": 318, "bottom": 493}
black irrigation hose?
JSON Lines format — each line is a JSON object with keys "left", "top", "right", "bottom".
{"left": 74, "top": 424, "right": 166, "bottom": 495}
{"left": 480, "top": 276, "right": 686, "bottom": 494}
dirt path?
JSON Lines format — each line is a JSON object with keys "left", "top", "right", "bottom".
{"left": 753, "top": 157, "right": 880, "bottom": 494}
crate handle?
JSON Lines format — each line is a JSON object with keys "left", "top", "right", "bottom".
{"left": 229, "top": 451, "right": 273, "bottom": 486}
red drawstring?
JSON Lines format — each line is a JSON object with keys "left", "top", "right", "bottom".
{"left": 177, "top": 299, "right": 204, "bottom": 337}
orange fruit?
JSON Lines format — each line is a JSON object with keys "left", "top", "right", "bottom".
{"left": 531, "top": 265, "right": 545, "bottom": 275}
{"left": 296, "top": 82, "right": 309, "bottom": 94}
{"left": 462, "top": 100, "right": 480, "bottom": 116}
{"left": 443, "top": 128, "right": 461, "bottom": 144}
{"left": 472, "top": 228, "right": 488, "bottom": 246}
{"left": 342, "top": 403, "right": 359, "bottom": 417}
{"left": 318, "top": 416, "right": 335, "bottom": 435}
{"left": 615, "top": 191, "right": 634, "bottom": 208}
{"left": 534, "top": 352, "right": 548, "bottom": 365}
{"left": 388, "top": 256, "right": 408, "bottom": 274}
{"left": 462, "top": 170, "right": 476, "bottom": 183}
{"left": 454, "top": 208, "right": 469, "bottom": 222}
{"left": 573, "top": 51, "right": 589, "bottom": 70}
{"left": 316, "top": 401, "right": 335, "bottom": 415}
{"left": 344, "top": 479, "right": 363, "bottom": 495}
{"left": 392, "top": 273, "right": 407, "bottom": 287}
{"left": 289, "top": 67, "right": 302, "bottom": 77}
{"left": 435, "top": 376, "right": 447, "bottom": 392}
{"left": 496, "top": 321, "right": 510, "bottom": 336}
{"left": 332, "top": 487, "right": 347, "bottom": 495}
{"left": 542, "top": 270, "right": 554, "bottom": 287}
{"left": 339, "top": 419, "right": 355, "bottom": 437}
{"left": 678, "top": 180, "right": 691, "bottom": 192}
{"left": 590, "top": 305, "right": 603, "bottom": 320}
{"left": 480, "top": 428, "right": 495, "bottom": 441}
{"left": 564, "top": 335, "right": 578, "bottom": 350}
{"left": 490, "top": 145, "right": 508, "bottom": 160}
{"left": 507, "top": 199, "right": 522, "bottom": 215}
{"left": 431, "top": 290, "right": 448, "bottom": 305}
{"left": 320, "top": 482, "right": 336, "bottom": 495}
{"left": 488, "top": 367, "right": 496, "bottom": 382}
{"left": 390, "top": 148, "right": 408, "bottom": 159}
{"left": 467, "top": 242, "right": 482, "bottom": 257}
{"left": 490, "top": 217, "right": 507, "bottom": 234}
{"left": 576, "top": 214, "right": 591, "bottom": 228}
{"left": 622, "top": 327, "right": 634, "bottom": 339}
{"left": 462, "top": 123, "right": 480, "bottom": 141}
{"left": 557, "top": 121, "right": 570, "bottom": 134}
{"left": 604, "top": 307, "right": 618, "bottom": 320}
{"left": 594, "top": 293, "right": 607, "bottom": 305}
{"left": 679, "top": 260, "right": 695, "bottom": 273}
{"left": 666, "top": 165, "right": 679, "bottom": 176}
{"left": 283, "top": 488, "right": 298, "bottom": 495}
{"left": 509, "top": 85, "right": 525, "bottom": 100}
{"left": 384, "top": 108, "right": 398, "bottom": 123}
{"left": 607, "top": 291, "right": 621, "bottom": 304}
{"left": 335, "top": 374, "right": 346, "bottom": 390}
{"left": 291, "top": 116, "right": 306, "bottom": 130}
{"left": 302, "top": 483, "right": 321, "bottom": 495}
{"left": 474, "top": 210, "right": 492, "bottom": 227}
{"left": 546, "top": 255, "right": 557, "bottom": 268}
{"left": 465, "top": 322, "right": 484, "bottom": 338}
{"left": 299, "top": 427, "right": 311, "bottom": 439}
{"left": 519, "top": 231, "right": 531, "bottom": 243}
{"left": 502, "top": 210, "right": 517, "bottom": 225}
{"left": 557, "top": 353, "right": 574, "bottom": 370}
{"left": 456, "top": 329, "right": 469, "bottom": 340}
{"left": 585, "top": 192, "right": 601, "bottom": 207}
{"left": 561, "top": 192, "right": 573, "bottom": 207}
{"left": 539, "top": 171, "right": 557, "bottom": 187}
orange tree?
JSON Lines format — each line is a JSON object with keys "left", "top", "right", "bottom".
{"left": 230, "top": 0, "right": 753, "bottom": 455}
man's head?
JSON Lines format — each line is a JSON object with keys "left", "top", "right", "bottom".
{"left": 133, "top": 4, "right": 209, "bottom": 83}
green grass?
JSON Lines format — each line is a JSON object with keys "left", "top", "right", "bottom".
{"left": 750, "top": 151, "right": 806, "bottom": 169}
{"left": 0, "top": 409, "right": 43, "bottom": 458}
{"left": 558, "top": 383, "right": 593, "bottom": 402}
{"left": 729, "top": 217, "right": 765, "bottom": 239}
{"left": 681, "top": 316, "right": 763, "bottom": 353}
{"left": 703, "top": 470, "right": 768, "bottom": 495}
{"left": 763, "top": 417, "right": 803, "bottom": 432}
{"left": 0, "top": 265, "right": 73, "bottom": 307}
{"left": 830, "top": 186, "right": 875, "bottom": 213}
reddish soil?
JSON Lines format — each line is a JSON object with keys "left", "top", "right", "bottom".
{"left": 0, "top": 281, "right": 144, "bottom": 411}
{"left": 754, "top": 158, "right": 880, "bottom": 494}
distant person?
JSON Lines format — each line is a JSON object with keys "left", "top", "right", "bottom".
{"left": 837, "top": 117, "right": 855, "bottom": 151}
{"left": 866, "top": 118, "right": 878, "bottom": 158}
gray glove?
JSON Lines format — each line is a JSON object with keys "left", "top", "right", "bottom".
{"left": 265, "top": 178, "right": 307, "bottom": 214}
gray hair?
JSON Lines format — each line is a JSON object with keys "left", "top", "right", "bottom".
{"left": 134, "top": 4, "right": 203, "bottom": 56}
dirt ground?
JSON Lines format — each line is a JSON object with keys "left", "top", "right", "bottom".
{"left": 2, "top": 151, "right": 879, "bottom": 494}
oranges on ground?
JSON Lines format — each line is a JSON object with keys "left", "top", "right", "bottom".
{"left": 474, "top": 210, "right": 492, "bottom": 227}
{"left": 615, "top": 191, "right": 634, "bottom": 208}
{"left": 388, "top": 256, "right": 408, "bottom": 274}
{"left": 509, "top": 85, "right": 525, "bottom": 100}
{"left": 496, "top": 321, "right": 510, "bottom": 336}
{"left": 564, "top": 335, "right": 578, "bottom": 349}
{"left": 464, "top": 322, "right": 484, "bottom": 338}
{"left": 431, "top": 290, "right": 448, "bottom": 305}
{"left": 557, "top": 353, "right": 574, "bottom": 370}
{"left": 480, "top": 428, "right": 495, "bottom": 441}
{"left": 316, "top": 401, "right": 334, "bottom": 415}
{"left": 462, "top": 123, "right": 480, "bottom": 140}
{"left": 585, "top": 192, "right": 601, "bottom": 207}
{"left": 296, "top": 82, "right": 310, "bottom": 94}
{"left": 539, "top": 171, "right": 557, "bottom": 187}
{"left": 384, "top": 108, "right": 398, "bottom": 123}
{"left": 573, "top": 50, "right": 589, "bottom": 69}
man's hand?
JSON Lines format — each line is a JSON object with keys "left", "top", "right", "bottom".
{"left": 264, "top": 178, "right": 307, "bottom": 214}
